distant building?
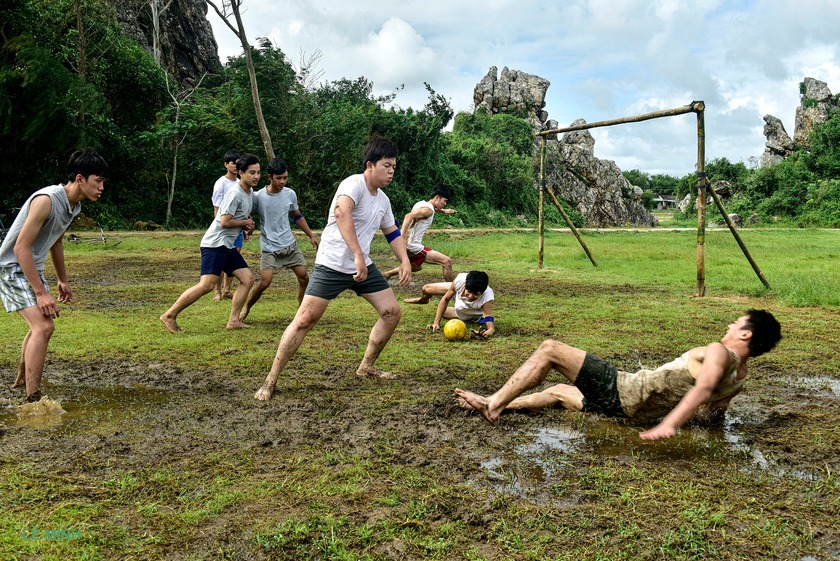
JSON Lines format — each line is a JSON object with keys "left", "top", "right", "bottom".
{"left": 652, "top": 194, "right": 676, "bottom": 210}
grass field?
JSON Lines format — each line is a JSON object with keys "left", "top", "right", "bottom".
{"left": 1, "top": 228, "right": 838, "bottom": 560}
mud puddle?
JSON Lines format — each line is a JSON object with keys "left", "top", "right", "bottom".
{"left": 0, "top": 384, "right": 170, "bottom": 432}
{"left": 477, "top": 372, "right": 839, "bottom": 500}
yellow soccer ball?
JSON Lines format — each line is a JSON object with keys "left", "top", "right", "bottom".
{"left": 443, "top": 318, "right": 468, "bottom": 341}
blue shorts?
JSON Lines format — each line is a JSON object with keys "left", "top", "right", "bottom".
{"left": 575, "top": 353, "right": 626, "bottom": 417}
{"left": 233, "top": 232, "right": 244, "bottom": 249}
{"left": 200, "top": 246, "right": 249, "bottom": 277}
{"left": 305, "top": 263, "right": 390, "bottom": 300}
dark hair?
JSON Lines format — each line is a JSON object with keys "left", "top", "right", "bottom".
{"left": 431, "top": 183, "right": 452, "bottom": 201}
{"left": 67, "top": 148, "right": 108, "bottom": 182}
{"left": 267, "top": 158, "right": 288, "bottom": 176}
{"left": 362, "top": 137, "right": 399, "bottom": 168}
{"left": 236, "top": 153, "right": 260, "bottom": 173}
{"left": 464, "top": 271, "right": 489, "bottom": 294}
{"left": 223, "top": 150, "right": 240, "bottom": 164}
{"left": 743, "top": 309, "right": 781, "bottom": 357}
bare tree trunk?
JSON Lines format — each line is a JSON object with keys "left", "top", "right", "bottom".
{"left": 164, "top": 73, "right": 207, "bottom": 225}
{"left": 206, "top": 0, "right": 275, "bottom": 160}
{"left": 149, "top": 0, "right": 174, "bottom": 66}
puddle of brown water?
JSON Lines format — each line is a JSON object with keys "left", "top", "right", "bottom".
{"left": 0, "top": 385, "right": 170, "bottom": 431}
{"left": 478, "top": 409, "right": 822, "bottom": 498}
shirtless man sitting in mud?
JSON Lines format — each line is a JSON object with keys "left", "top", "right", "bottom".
{"left": 455, "top": 310, "right": 781, "bottom": 441}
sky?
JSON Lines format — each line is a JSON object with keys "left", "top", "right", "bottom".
{"left": 205, "top": 0, "right": 840, "bottom": 177}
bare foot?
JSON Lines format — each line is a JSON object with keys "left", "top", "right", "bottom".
{"left": 404, "top": 297, "right": 429, "bottom": 304}
{"left": 160, "top": 314, "right": 183, "bottom": 333}
{"left": 213, "top": 293, "right": 223, "bottom": 302}
{"left": 455, "top": 396, "right": 473, "bottom": 410}
{"left": 254, "top": 384, "right": 274, "bottom": 401}
{"left": 453, "top": 388, "right": 498, "bottom": 424}
{"left": 226, "top": 320, "right": 252, "bottom": 329}
{"left": 239, "top": 307, "right": 251, "bottom": 322}
{"left": 356, "top": 367, "right": 396, "bottom": 379}
{"left": 222, "top": 292, "right": 233, "bottom": 300}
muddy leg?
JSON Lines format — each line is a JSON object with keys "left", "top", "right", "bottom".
{"left": 255, "top": 296, "right": 329, "bottom": 400}
{"left": 404, "top": 281, "right": 449, "bottom": 304}
{"left": 356, "top": 290, "right": 401, "bottom": 379}
{"left": 12, "top": 331, "right": 30, "bottom": 389}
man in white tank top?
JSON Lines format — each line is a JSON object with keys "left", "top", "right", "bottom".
{"left": 383, "top": 184, "right": 457, "bottom": 282}
{"left": 455, "top": 310, "right": 781, "bottom": 441}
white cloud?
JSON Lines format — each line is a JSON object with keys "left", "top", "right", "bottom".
{"left": 205, "top": 0, "right": 840, "bottom": 176}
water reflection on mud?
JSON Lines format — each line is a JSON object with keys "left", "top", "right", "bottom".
{"left": 479, "top": 401, "right": 829, "bottom": 498}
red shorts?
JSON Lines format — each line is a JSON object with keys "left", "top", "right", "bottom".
{"left": 408, "top": 247, "right": 431, "bottom": 266}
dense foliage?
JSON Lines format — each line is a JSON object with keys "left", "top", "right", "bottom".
{"left": 3, "top": 2, "right": 840, "bottom": 228}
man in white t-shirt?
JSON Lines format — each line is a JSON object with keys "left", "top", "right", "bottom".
{"left": 383, "top": 183, "right": 457, "bottom": 282}
{"left": 255, "top": 138, "right": 412, "bottom": 400}
{"left": 161, "top": 154, "right": 258, "bottom": 333}
{"left": 211, "top": 150, "right": 242, "bottom": 302}
{"left": 407, "top": 270, "right": 496, "bottom": 339}
{"left": 240, "top": 158, "right": 319, "bottom": 321}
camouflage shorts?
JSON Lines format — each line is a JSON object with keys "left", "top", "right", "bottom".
{"left": 575, "top": 353, "right": 626, "bottom": 417}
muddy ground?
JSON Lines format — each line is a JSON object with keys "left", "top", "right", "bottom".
{"left": 1, "top": 240, "right": 839, "bottom": 560}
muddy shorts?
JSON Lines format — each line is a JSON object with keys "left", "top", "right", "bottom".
{"left": 0, "top": 265, "right": 48, "bottom": 312}
{"left": 260, "top": 244, "right": 306, "bottom": 271}
{"left": 408, "top": 247, "right": 430, "bottom": 266}
{"left": 575, "top": 353, "right": 626, "bottom": 417}
{"left": 305, "top": 263, "right": 390, "bottom": 300}
{"left": 199, "top": 246, "right": 249, "bottom": 277}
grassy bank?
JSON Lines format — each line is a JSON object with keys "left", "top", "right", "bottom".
{"left": 1, "top": 228, "right": 838, "bottom": 560}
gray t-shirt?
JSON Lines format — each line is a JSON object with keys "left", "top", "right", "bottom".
{"left": 200, "top": 183, "right": 253, "bottom": 249}
{"left": 252, "top": 187, "right": 299, "bottom": 252}
{"left": 0, "top": 185, "right": 80, "bottom": 270}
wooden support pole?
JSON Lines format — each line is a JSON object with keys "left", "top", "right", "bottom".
{"left": 545, "top": 188, "right": 598, "bottom": 267}
{"left": 708, "top": 186, "right": 771, "bottom": 289}
{"left": 538, "top": 136, "right": 546, "bottom": 269}
{"left": 696, "top": 104, "right": 707, "bottom": 297}
{"left": 537, "top": 102, "right": 702, "bottom": 137}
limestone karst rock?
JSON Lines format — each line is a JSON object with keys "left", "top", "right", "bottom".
{"left": 474, "top": 67, "right": 656, "bottom": 227}
{"left": 762, "top": 77, "right": 838, "bottom": 166}
{"left": 110, "top": 0, "right": 222, "bottom": 85}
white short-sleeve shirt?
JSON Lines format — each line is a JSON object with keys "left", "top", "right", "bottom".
{"left": 211, "top": 175, "right": 238, "bottom": 208}
{"left": 315, "top": 174, "right": 396, "bottom": 274}
{"left": 453, "top": 272, "right": 495, "bottom": 321}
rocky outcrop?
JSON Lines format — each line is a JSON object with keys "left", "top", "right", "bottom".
{"left": 474, "top": 67, "right": 656, "bottom": 227}
{"left": 544, "top": 120, "right": 657, "bottom": 227}
{"left": 760, "top": 115, "right": 794, "bottom": 166}
{"left": 473, "top": 66, "right": 557, "bottom": 133}
{"left": 794, "top": 77, "right": 837, "bottom": 145}
{"left": 762, "top": 77, "right": 838, "bottom": 165}
{"left": 110, "top": 0, "right": 222, "bottom": 85}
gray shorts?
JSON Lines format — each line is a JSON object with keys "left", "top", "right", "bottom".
{"left": 0, "top": 265, "right": 48, "bottom": 312}
{"left": 575, "top": 353, "right": 626, "bottom": 417}
{"left": 260, "top": 244, "right": 306, "bottom": 271}
{"left": 305, "top": 263, "right": 390, "bottom": 300}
